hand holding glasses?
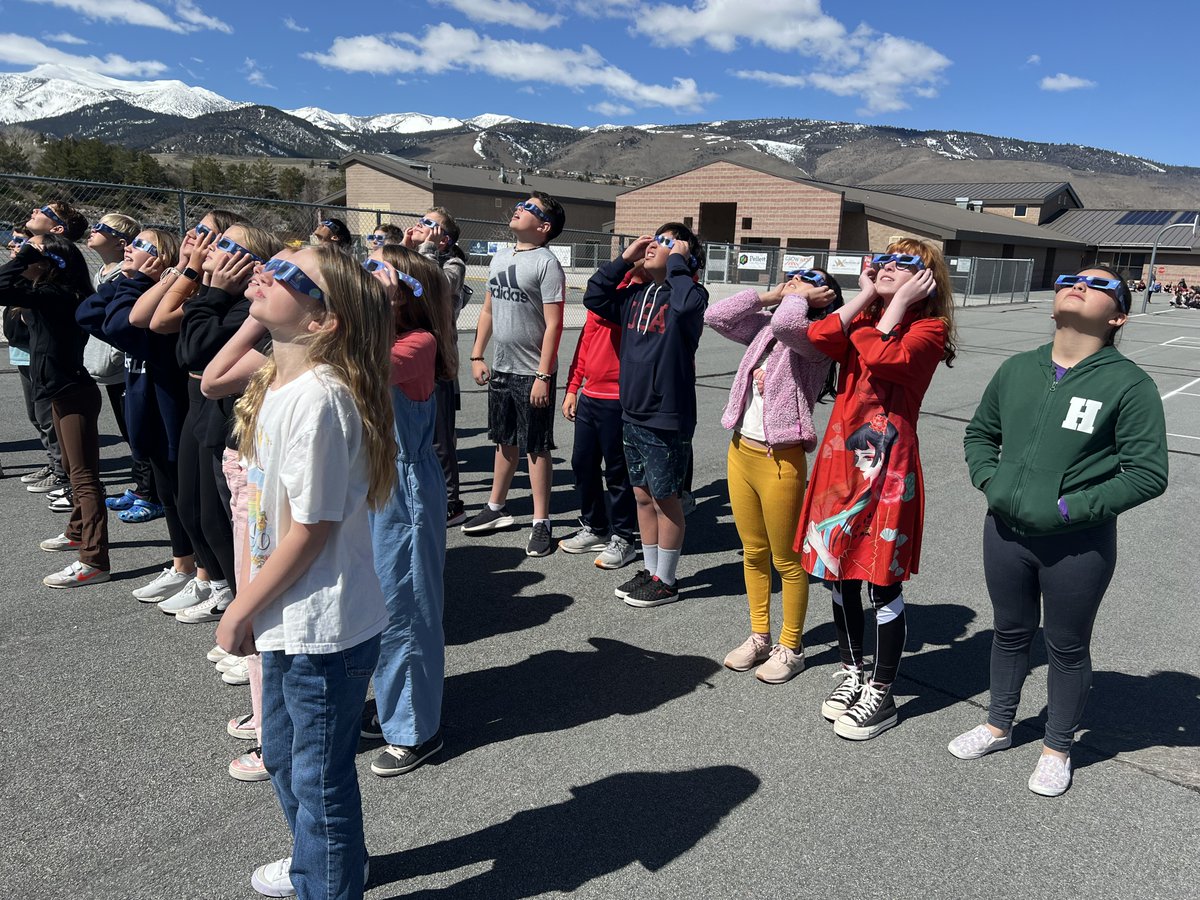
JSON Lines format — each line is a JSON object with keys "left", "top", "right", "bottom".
{"left": 363, "top": 259, "right": 424, "bottom": 299}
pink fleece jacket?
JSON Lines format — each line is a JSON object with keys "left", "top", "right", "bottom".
{"left": 704, "top": 288, "right": 832, "bottom": 451}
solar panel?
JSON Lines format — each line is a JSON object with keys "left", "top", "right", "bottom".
{"left": 1116, "top": 211, "right": 1174, "bottom": 226}
{"left": 1175, "top": 212, "right": 1199, "bottom": 225}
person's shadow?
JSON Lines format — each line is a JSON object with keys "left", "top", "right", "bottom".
{"left": 439, "top": 637, "right": 721, "bottom": 759}
{"left": 371, "top": 765, "right": 760, "bottom": 899}
{"left": 443, "top": 545, "right": 572, "bottom": 646}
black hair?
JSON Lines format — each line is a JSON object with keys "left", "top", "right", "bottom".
{"left": 845, "top": 415, "right": 900, "bottom": 469}
{"left": 529, "top": 191, "right": 565, "bottom": 243}
{"left": 34, "top": 233, "right": 92, "bottom": 297}
{"left": 655, "top": 222, "right": 706, "bottom": 274}
{"left": 1078, "top": 263, "right": 1130, "bottom": 346}
{"left": 322, "top": 217, "right": 352, "bottom": 244}
{"left": 807, "top": 267, "right": 844, "bottom": 402}
{"left": 46, "top": 199, "right": 88, "bottom": 242}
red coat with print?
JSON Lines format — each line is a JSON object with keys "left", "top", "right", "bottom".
{"left": 795, "top": 309, "right": 946, "bottom": 585}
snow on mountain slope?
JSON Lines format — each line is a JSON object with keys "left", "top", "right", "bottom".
{"left": 285, "top": 107, "right": 464, "bottom": 133}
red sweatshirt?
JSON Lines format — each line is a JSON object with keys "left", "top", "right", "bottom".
{"left": 566, "top": 309, "right": 621, "bottom": 400}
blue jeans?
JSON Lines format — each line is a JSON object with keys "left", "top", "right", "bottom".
{"left": 261, "top": 635, "right": 381, "bottom": 900}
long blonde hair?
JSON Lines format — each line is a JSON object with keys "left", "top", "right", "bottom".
{"left": 378, "top": 245, "right": 459, "bottom": 381}
{"left": 885, "top": 237, "right": 958, "bottom": 366}
{"left": 234, "top": 244, "right": 398, "bottom": 508}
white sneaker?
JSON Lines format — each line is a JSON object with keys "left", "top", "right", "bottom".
{"left": 157, "top": 578, "right": 210, "bottom": 614}
{"left": 39, "top": 533, "right": 80, "bottom": 552}
{"left": 43, "top": 560, "right": 110, "bottom": 589}
{"left": 948, "top": 724, "right": 1012, "bottom": 760}
{"left": 1028, "top": 753, "right": 1072, "bottom": 797}
{"left": 175, "top": 584, "right": 234, "bottom": 623}
{"left": 559, "top": 525, "right": 608, "bottom": 554}
{"left": 132, "top": 567, "right": 195, "bottom": 603}
{"left": 216, "top": 653, "right": 245, "bottom": 673}
{"left": 206, "top": 644, "right": 230, "bottom": 663}
{"left": 250, "top": 855, "right": 369, "bottom": 897}
{"left": 222, "top": 657, "right": 250, "bottom": 685}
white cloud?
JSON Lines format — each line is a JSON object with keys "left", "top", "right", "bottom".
{"left": 1040, "top": 72, "right": 1095, "bottom": 91}
{"left": 0, "top": 32, "right": 165, "bottom": 75}
{"left": 432, "top": 0, "right": 563, "bottom": 31}
{"left": 41, "top": 31, "right": 87, "bottom": 44}
{"left": 306, "top": 23, "right": 714, "bottom": 112}
{"left": 732, "top": 69, "right": 806, "bottom": 88}
{"left": 22, "top": 0, "right": 230, "bottom": 34}
{"left": 590, "top": 101, "right": 633, "bottom": 116}
{"left": 1025, "top": 54, "right": 1040, "bottom": 65}
{"left": 283, "top": 16, "right": 309, "bottom": 33}
{"left": 242, "top": 57, "right": 274, "bottom": 89}
{"left": 630, "top": 1, "right": 950, "bottom": 114}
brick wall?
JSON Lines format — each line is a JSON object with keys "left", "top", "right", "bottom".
{"left": 345, "top": 163, "right": 434, "bottom": 226}
{"left": 866, "top": 218, "right": 943, "bottom": 252}
{"left": 615, "top": 161, "right": 843, "bottom": 248}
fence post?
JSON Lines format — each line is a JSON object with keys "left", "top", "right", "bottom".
{"left": 966, "top": 259, "right": 976, "bottom": 304}
{"left": 177, "top": 190, "right": 187, "bottom": 236}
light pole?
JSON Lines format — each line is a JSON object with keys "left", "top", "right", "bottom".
{"left": 1141, "top": 216, "right": 1199, "bottom": 313}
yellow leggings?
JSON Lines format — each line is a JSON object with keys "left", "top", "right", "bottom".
{"left": 726, "top": 436, "right": 809, "bottom": 650}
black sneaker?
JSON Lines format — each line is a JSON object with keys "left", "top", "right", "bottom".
{"left": 614, "top": 568, "right": 653, "bottom": 600}
{"left": 49, "top": 489, "right": 73, "bottom": 512}
{"left": 446, "top": 500, "right": 466, "bottom": 528}
{"left": 370, "top": 730, "right": 443, "bottom": 777}
{"left": 461, "top": 505, "right": 516, "bottom": 534}
{"left": 526, "top": 522, "right": 553, "bottom": 557}
{"left": 821, "top": 666, "right": 864, "bottom": 721}
{"left": 360, "top": 699, "right": 383, "bottom": 739}
{"left": 623, "top": 576, "right": 681, "bottom": 608}
{"left": 833, "top": 682, "right": 898, "bottom": 740}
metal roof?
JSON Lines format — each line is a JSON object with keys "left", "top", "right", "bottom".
{"left": 620, "top": 161, "right": 1085, "bottom": 249}
{"left": 865, "top": 181, "right": 1081, "bottom": 205}
{"left": 339, "top": 153, "right": 623, "bottom": 204}
{"left": 1043, "top": 208, "right": 1200, "bottom": 251}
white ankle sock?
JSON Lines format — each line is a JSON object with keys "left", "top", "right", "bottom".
{"left": 642, "top": 543, "right": 659, "bottom": 574}
{"left": 487, "top": 501, "right": 504, "bottom": 512}
{"left": 656, "top": 547, "right": 681, "bottom": 586}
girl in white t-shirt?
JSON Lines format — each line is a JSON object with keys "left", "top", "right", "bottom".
{"left": 216, "top": 244, "right": 397, "bottom": 899}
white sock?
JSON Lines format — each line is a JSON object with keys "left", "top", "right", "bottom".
{"left": 642, "top": 543, "right": 659, "bottom": 574}
{"left": 533, "top": 518, "right": 551, "bottom": 530}
{"left": 209, "top": 578, "right": 229, "bottom": 589}
{"left": 487, "top": 501, "right": 504, "bottom": 512}
{"left": 656, "top": 547, "right": 681, "bottom": 586}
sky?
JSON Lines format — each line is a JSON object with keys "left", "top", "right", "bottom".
{"left": 1, "top": 0, "right": 1197, "bottom": 166}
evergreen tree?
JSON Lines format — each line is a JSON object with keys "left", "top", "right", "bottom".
{"left": 225, "top": 163, "right": 251, "bottom": 195}
{"left": 0, "top": 138, "right": 30, "bottom": 173}
{"left": 277, "top": 167, "right": 306, "bottom": 201}
{"left": 248, "top": 159, "right": 278, "bottom": 198}
{"left": 190, "top": 156, "right": 225, "bottom": 193}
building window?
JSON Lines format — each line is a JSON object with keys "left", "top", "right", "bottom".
{"left": 741, "top": 217, "right": 753, "bottom": 230}
{"left": 683, "top": 216, "right": 693, "bottom": 228}
{"left": 1014, "top": 205, "right": 1028, "bottom": 217}
{"left": 495, "top": 197, "right": 502, "bottom": 207}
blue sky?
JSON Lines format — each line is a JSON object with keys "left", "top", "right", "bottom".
{"left": 3, "top": 0, "right": 1196, "bottom": 166}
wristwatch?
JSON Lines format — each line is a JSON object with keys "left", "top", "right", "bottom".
{"left": 534, "top": 372, "right": 552, "bottom": 382}
{"left": 181, "top": 267, "right": 201, "bottom": 281}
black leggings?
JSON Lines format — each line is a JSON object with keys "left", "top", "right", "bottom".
{"left": 176, "top": 379, "right": 234, "bottom": 583}
{"left": 983, "top": 514, "right": 1117, "bottom": 753}
{"left": 832, "top": 580, "right": 907, "bottom": 685}
{"left": 147, "top": 451, "right": 192, "bottom": 560}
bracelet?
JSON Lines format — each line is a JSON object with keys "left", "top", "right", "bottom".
{"left": 470, "top": 356, "right": 486, "bottom": 362}
{"left": 535, "top": 372, "right": 552, "bottom": 382}
{"left": 165, "top": 266, "right": 182, "bottom": 278}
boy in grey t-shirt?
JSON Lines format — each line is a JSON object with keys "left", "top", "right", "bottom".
{"left": 463, "top": 191, "right": 567, "bottom": 557}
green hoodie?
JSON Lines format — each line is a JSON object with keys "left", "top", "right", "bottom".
{"left": 964, "top": 342, "right": 1167, "bottom": 536}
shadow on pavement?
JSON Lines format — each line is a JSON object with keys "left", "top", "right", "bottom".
{"left": 1074, "top": 669, "right": 1200, "bottom": 770}
{"left": 371, "top": 765, "right": 759, "bottom": 899}
{"left": 443, "top": 544, "right": 573, "bottom": 646}
{"left": 437, "top": 637, "right": 720, "bottom": 760}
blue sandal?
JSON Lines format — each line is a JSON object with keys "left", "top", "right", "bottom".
{"left": 119, "top": 498, "right": 165, "bottom": 523}
{"left": 105, "top": 489, "right": 141, "bottom": 511}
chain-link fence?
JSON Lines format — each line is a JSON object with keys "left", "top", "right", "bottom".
{"left": 0, "top": 173, "right": 1032, "bottom": 329}
{"left": 708, "top": 243, "right": 1033, "bottom": 306}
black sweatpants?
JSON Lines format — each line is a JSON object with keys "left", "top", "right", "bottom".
{"left": 571, "top": 394, "right": 637, "bottom": 539}
{"left": 176, "top": 379, "right": 233, "bottom": 582}
{"left": 983, "top": 513, "right": 1117, "bottom": 753}
{"left": 18, "top": 365, "right": 64, "bottom": 478}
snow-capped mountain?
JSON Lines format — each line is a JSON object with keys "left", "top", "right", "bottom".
{"left": 285, "top": 107, "right": 465, "bottom": 134}
{"left": 0, "top": 64, "right": 247, "bottom": 123}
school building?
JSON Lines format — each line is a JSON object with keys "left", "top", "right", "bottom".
{"left": 1038, "top": 208, "right": 1200, "bottom": 285}
{"left": 864, "top": 182, "right": 1083, "bottom": 225}
{"left": 338, "top": 153, "right": 622, "bottom": 235}
{"left": 614, "top": 161, "right": 1087, "bottom": 289}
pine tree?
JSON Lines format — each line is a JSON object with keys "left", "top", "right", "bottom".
{"left": 277, "top": 167, "right": 306, "bottom": 200}
{"left": 248, "top": 159, "right": 278, "bottom": 198}
{"left": 0, "top": 138, "right": 30, "bottom": 173}
{"left": 190, "top": 156, "right": 226, "bottom": 193}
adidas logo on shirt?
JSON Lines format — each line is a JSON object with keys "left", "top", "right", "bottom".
{"left": 490, "top": 265, "right": 530, "bottom": 304}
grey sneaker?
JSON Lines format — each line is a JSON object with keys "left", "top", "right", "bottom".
{"left": 723, "top": 634, "right": 772, "bottom": 671}
{"left": 526, "top": 522, "right": 554, "bottom": 557}
{"left": 21, "top": 465, "right": 53, "bottom": 485}
{"left": 559, "top": 525, "right": 607, "bottom": 554}
{"left": 755, "top": 644, "right": 806, "bottom": 684}
{"left": 461, "top": 505, "right": 516, "bottom": 534}
{"left": 27, "top": 473, "right": 66, "bottom": 494}
{"left": 1028, "top": 753, "right": 1072, "bottom": 797}
{"left": 39, "top": 532, "right": 80, "bottom": 552}
{"left": 595, "top": 534, "right": 636, "bottom": 570}
{"left": 948, "top": 724, "right": 1012, "bottom": 760}
{"left": 157, "top": 578, "right": 211, "bottom": 614}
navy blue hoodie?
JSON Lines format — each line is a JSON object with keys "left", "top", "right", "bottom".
{"left": 76, "top": 273, "right": 188, "bottom": 461}
{"left": 583, "top": 255, "right": 707, "bottom": 434}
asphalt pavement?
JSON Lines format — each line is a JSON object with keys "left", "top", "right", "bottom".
{"left": 1, "top": 301, "right": 1197, "bottom": 900}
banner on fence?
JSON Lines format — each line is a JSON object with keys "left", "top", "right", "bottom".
{"left": 828, "top": 255, "right": 862, "bottom": 275}
{"left": 737, "top": 252, "right": 768, "bottom": 270}
{"left": 782, "top": 254, "right": 815, "bottom": 271}
{"left": 550, "top": 245, "right": 572, "bottom": 268}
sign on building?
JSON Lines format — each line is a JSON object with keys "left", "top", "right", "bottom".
{"left": 783, "top": 254, "right": 815, "bottom": 271}
{"left": 828, "top": 255, "right": 862, "bottom": 275}
{"left": 738, "top": 252, "right": 769, "bottom": 270}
